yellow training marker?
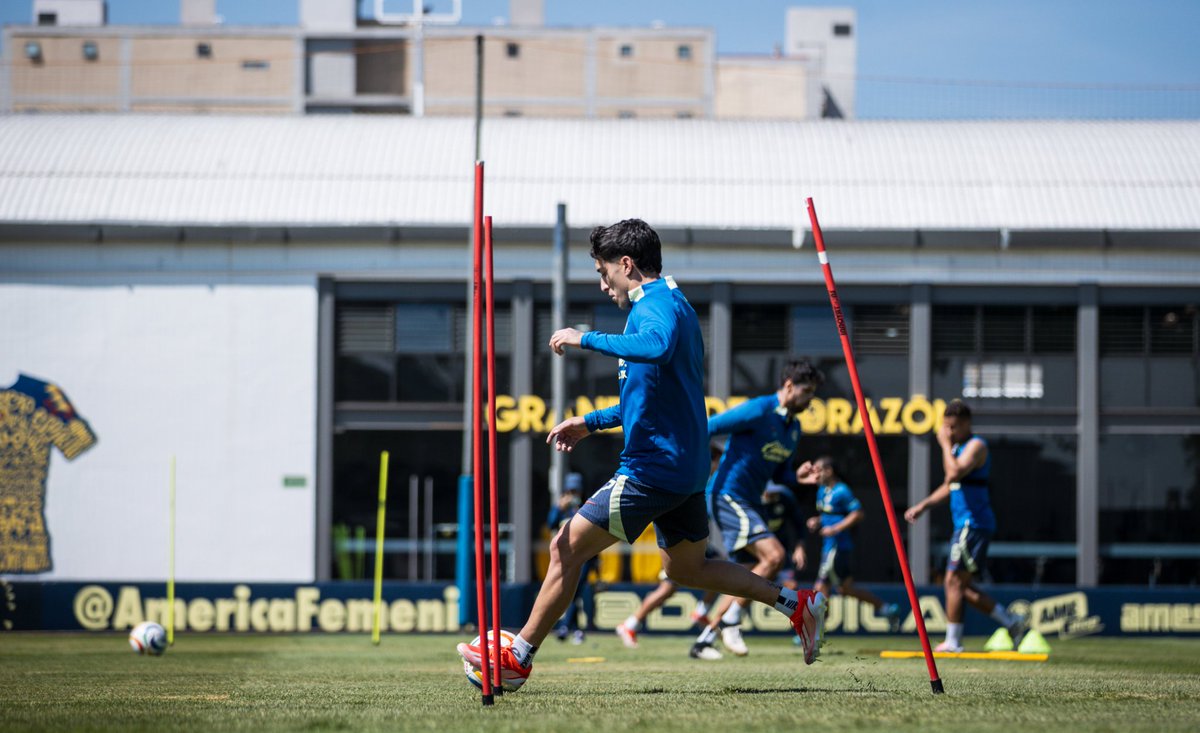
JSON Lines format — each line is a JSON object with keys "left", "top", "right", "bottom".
{"left": 566, "top": 657, "right": 606, "bottom": 663}
{"left": 880, "top": 650, "right": 1048, "bottom": 662}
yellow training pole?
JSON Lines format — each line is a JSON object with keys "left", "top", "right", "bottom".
{"left": 167, "top": 456, "right": 176, "bottom": 646}
{"left": 371, "top": 451, "right": 389, "bottom": 645}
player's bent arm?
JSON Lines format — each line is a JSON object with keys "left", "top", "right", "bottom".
{"left": 707, "top": 398, "right": 764, "bottom": 437}
{"left": 904, "top": 483, "right": 952, "bottom": 523}
{"left": 546, "top": 415, "right": 594, "bottom": 453}
{"left": 580, "top": 310, "right": 678, "bottom": 364}
{"left": 942, "top": 438, "right": 986, "bottom": 482}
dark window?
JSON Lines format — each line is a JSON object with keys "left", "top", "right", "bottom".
{"left": 932, "top": 303, "right": 1076, "bottom": 407}
{"left": 833, "top": 23, "right": 853, "bottom": 37}
{"left": 197, "top": 43, "right": 213, "bottom": 58}
{"left": 617, "top": 110, "right": 636, "bottom": 119}
{"left": 1100, "top": 304, "right": 1199, "bottom": 407}
{"left": 619, "top": 44, "right": 633, "bottom": 58}
{"left": 82, "top": 41, "right": 99, "bottom": 61}
{"left": 242, "top": 60, "right": 270, "bottom": 70}
{"left": 24, "top": 41, "right": 43, "bottom": 62}
{"left": 677, "top": 44, "right": 692, "bottom": 60}
{"left": 503, "top": 109, "right": 523, "bottom": 118}
{"left": 506, "top": 42, "right": 520, "bottom": 58}
{"left": 1099, "top": 434, "right": 1200, "bottom": 585}
{"left": 37, "top": 12, "right": 57, "bottom": 25}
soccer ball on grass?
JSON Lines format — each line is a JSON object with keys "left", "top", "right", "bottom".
{"left": 462, "top": 629, "right": 526, "bottom": 692}
{"left": 129, "top": 621, "right": 167, "bottom": 656}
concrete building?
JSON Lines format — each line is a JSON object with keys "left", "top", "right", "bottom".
{"left": 2, "top": 115, "right": 1198, "bottom": 588}
{"left": 1, "top": 1, "right": 846, "bottom": 119}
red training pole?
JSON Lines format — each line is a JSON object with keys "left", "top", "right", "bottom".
{"left": 471, "top": 162, "right": 494, "bottom": 705}
{"left": 484, "top": 215, "right": 504, "bottom": 695}
{"left": 806, "top": 197, "right": 944, "bottom": 695}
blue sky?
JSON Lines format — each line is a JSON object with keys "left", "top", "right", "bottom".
{"left": 3, "top": 0, "right": 1198, "bottom": 118}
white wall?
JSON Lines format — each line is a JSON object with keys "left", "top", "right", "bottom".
{"left": 0, "top": 281, "right": 317, "bottom": 582}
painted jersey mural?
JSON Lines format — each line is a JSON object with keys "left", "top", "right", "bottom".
{"left": 1, "top": 374, "right": 96, "bottom": 573}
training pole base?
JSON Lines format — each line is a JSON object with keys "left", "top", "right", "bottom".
{"left": 494, "top": 687, "right": 504, "bottom": 696}
{"left": 931, "top": 678, "right": 944, "bottom": 695}
{"left": 481, "top": 694, "right": 495, "bottom": 706}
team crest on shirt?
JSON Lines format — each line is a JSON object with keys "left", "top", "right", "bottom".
{"left": 761, "top": 441, "right": 792, "bottom": 463}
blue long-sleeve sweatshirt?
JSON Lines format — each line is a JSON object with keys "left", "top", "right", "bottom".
{"left": 580, "top": 276, "right": 708, "bottom": 494}
{"left": 707, "top": 394, "right": 804, "bottom": 507}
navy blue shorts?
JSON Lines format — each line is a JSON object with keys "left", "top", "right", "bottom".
{"left": 713, "top": 493, "right": 774, "bottom": 554}
{"left": 947, "top": 525, "right": 992, "bottom": 576}
{"left": 577, "top": 474, "right": 709, "bottom": 549}
{"left": 817, "top": 546, "right": 855, "bottom": 585}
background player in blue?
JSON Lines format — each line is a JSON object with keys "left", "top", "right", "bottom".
{"left": 457, "top": 220, "right": 828, "bottom": 687}
{"left": 807, "top": 456, "right": 901, "bottom": 632}
{"left": 546, "top": 473, "right": 596, "bottom": 644}
{"left": 690, "top": 479, "right": 809, "bottom": 659}
{"left": 691, "top": 359, "right": 825, "bottom": 658}
{"left": 905, "top": 401, "right": 1026, "bottom": 652}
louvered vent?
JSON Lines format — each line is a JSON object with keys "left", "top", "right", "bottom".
{"left": 337, "top": 304, "right": 394, "bottom": 353}
{"left": 933, "top": 306, "right": 976, "bottom": 354}
{"left": 851, "top": 305, "right": 909, "bottom": 355}
{"left": 1099, "top": 307, "right": 1145, "bottom": 355}
{"left": 1031, "top": 306, "right": 1076, "bottom": 354}
{"left": 733, "top": 306, "right": 788, "bottom": 351}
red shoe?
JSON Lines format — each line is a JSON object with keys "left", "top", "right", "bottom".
{"left": 790, "top": 590, "right": 827, "bottom": 665}
{"left": 457, "top": 641, "right": 533, "bottom": 692}
{"left": 689, "top": 610, "right": 710, "bottom": 627}
{"left": 616, "top": 624, "right": 639, "bottom": 649}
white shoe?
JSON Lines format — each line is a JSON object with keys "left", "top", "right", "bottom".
{"left": 720, "top": 625, "right": 749, "bottom": 656}
{"left": 934, "top": 640, "right": 964, "bottom": 653}
{"left": 616, "top": 625, "right": 639, "bottom": 649}
{"left": 688, "top": 642, "right": 723, "bottom": 660}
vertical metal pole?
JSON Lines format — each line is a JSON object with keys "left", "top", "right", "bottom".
{"left": 1077, "top": 283, "right": 1100, "bottom": 587}
{"left": 457, "top": 36, "right": 485, "bottom": 619}
{"left": 908, "top": 284, "right": 932, "bottom": 585}
{"left": 316, "top": 278, "right": 335, "bottom": 581}
{"left": 549, "top": 203, "right": 569, "bottom": 503}
{"left": 474, "top": 34, "right": 484, "bottom": 159}
{"left": 409, "top": 474, "right": 419, "bottom": 580}
{"left": 424, "top": 477, "right": 434, "bottom": 580}
{"left": 710, "top": 281, "right": 732, "bottom": 400}
{"left": 510, "top": 280, "right": 535, "bottom": 583}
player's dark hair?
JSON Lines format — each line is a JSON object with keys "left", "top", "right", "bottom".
{"left": 814, "top": 455, "right": 836, "bottom": 473}
{"left": 780, "top": 359, "right": 824, "bottom": 388}
{"left": 589, "top": 219, "right": 662, "bottom": 275}
{"left": 943, "top": 400, "right": 972, "bottom": 420}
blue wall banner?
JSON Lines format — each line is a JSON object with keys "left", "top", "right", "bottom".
{"left": 3, "top": 581, "right": 1198, "bottom": 637}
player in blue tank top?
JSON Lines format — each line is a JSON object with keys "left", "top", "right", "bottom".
{"left": 458, "top": 220, "right": 829, "bottom": 687}
{"left": 807, "top": 456, "right": 901, "bottom": 633}
{"left": 905, "top": 401, "right": 1026, "bottom": 652}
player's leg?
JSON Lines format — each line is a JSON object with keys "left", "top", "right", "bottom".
{"left": 718, "top": 535, "right": 785, "bottom": 656}
{"left": 838, "top": 576, "right": 903, "bottom": 633}
{"left": 656, "top": 495, "right": 826, "bottom": 664}
{"left": 619, "top": 577, "right": 678, "bottom": 648}
{"left": 958, "top": 529, "right": 1026, "bottom": 645}
{"left": 937, "top": 527, "right": 971, "bottom": 652}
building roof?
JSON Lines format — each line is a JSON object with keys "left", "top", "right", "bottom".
{"left": 1, "top": 115, "right": 1198, "bottom": 237}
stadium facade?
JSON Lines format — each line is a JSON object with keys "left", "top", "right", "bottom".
{"left": 1, "top": 115, "right": 1198, "bottom": 590}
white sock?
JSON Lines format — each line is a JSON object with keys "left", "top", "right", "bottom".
{"left": 720, "top": 604, "right": 743, "bottom": 626}
{"left": 623, "top": 616, "right": 640, "bottom": 631}
{"left": 694, "top": 600, "right": 710, "bottom": 617}
{"left": 990, "top": 606, "right": 1015, "bottom": 627}
{"left": 695, "top": 625, "right": 718, "bottom": 645}
{"left": 511, "top": 634, "right": 537, "bottom": 666}
{"left": 945, "top": 622, "right": 964, "bottom": 647}
{"left": 773, "top": 587, "right": 800, "bottom": 616}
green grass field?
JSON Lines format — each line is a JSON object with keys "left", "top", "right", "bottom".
{"left": 3, "top": 632, "right": 1199, "bottom": 732}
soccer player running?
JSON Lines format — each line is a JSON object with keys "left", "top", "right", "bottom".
{"left": 457, "top": 220, "right": 828, "bottom": 688}
{"left": 688, "top": 360, "right": 824, "bottom": 660}
{"left": 904, "top": 400, "right": 1026, "bottom": 652}
{"left": 806, "top": 456, "right": 902, "bottom": 633}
